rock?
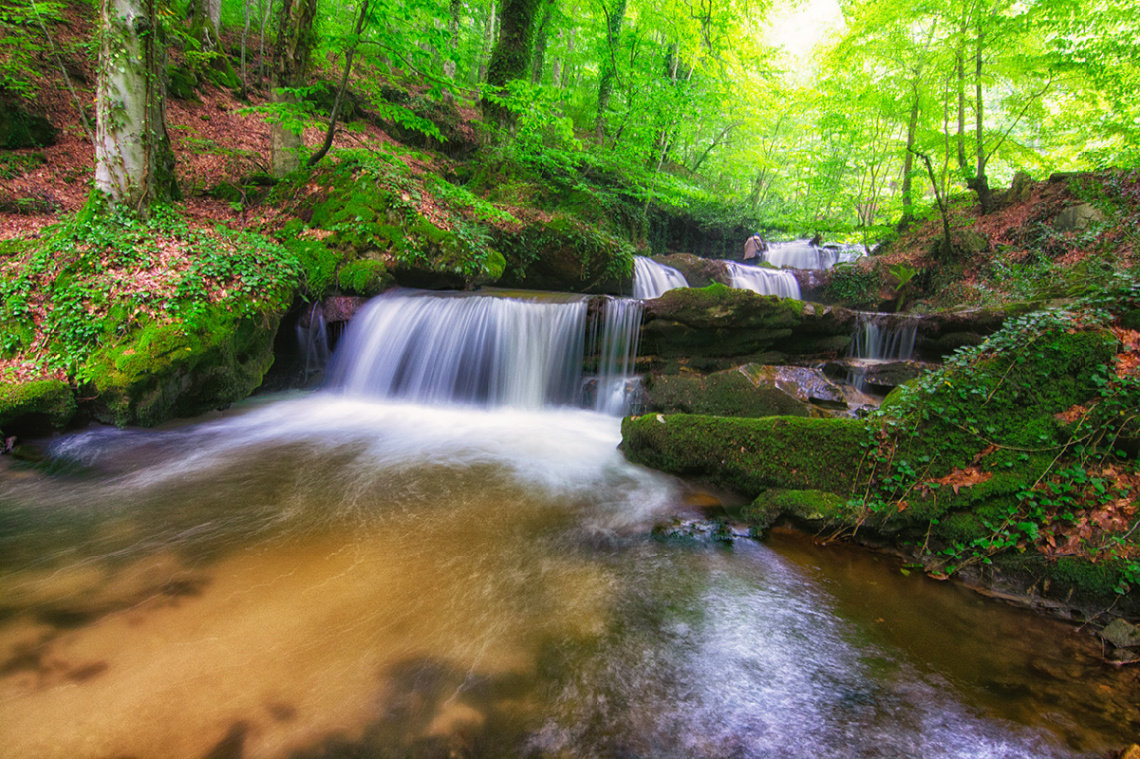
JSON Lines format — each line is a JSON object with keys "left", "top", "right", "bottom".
{"left": 643, "top": 367, "right": 815, "bottom": 419}
{"left": 827, "top": 359, "right": 933, "bottom": 393}
{"left": 84, "top": 309, "right": 282, "bottom": 427}
{"left": 321, "top": 295, "right": 368, "bottom": 323}
{"left": 620, "top": 413, "right": 867, "bottom": 498}
{"left": 1101, "top": 619, "right": 1140, "bottom": 649}
{"left": 742, "top": 488, "right": 847, "bottom": 534}
{"left": 0, "top": 101, "right": 58, "bottom": 149}
{"left": 1053, "top": 203, "right": 1106, "bottom": 232}
{"left": 1005, "top": 170, "right": 1035, "bottom": 204}
{"left": 652, "top": 253, "right": 728, "bottom": 288}
{"left": 494, "top": 216, "right": 633, "bottom": 295}
{"left": 1113, "top": 745, "right": 1140, "bottom": 759}
{"left": 0, "top": 379, "right": 76, "bottom": 437}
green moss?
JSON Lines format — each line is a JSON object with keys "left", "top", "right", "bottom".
{"left": 742, "top": 488, "right": 847, "bottom": 534}
{"left": 280, "top": 232, "right": 343, "bottom": 297}
{"left": 495, "top": 215, "right": 635, "bottom": 293}
{"left": 621, "top": 413, "right": 867, "bottom": 497}
{"left": 0, "top": 379, "right": 76, "bottom": 435}
{"left": 643, "top": 370, "right": 811, "bottom": 418}
{"left": 84, "top": 307, "right": 281, "bottom": 427}
{"left": 336, "top": 259, "right": 392, "bottom": 296}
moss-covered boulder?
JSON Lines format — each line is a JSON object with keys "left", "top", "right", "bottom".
{"left": 742, "top": 488, "right": 848, "bottom": 534}
{"left": 621, "top": 413, "right": 867, "bottom": 497}
{"left": 495, "top": 216, "right": 634, "bottom": 294}
{"left": 0, "top": 101, "right": 58, "bottom": 149}
{"left": 0, "top": 379, "right": 76, "bottom": 436}
{"left": 651, "top": 253, "right": 728, "bottom": 288}
{"left": 83, "top": 309, "right": 282, "bottom": 427}
{"left": 640, "top": 283, "right": 805, "bottom": 364}
{"left": 643, "top": 364, "right": 848, "bottom": 418}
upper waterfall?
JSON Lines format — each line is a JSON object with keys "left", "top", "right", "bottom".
{"left": 725, "top": 262, "right": 802, "bottom": 299}
{"left": 633, "top": 256, "right": 689, "bottom": 299}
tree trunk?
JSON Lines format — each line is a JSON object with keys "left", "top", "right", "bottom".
{"left": 594, "top": 0, "right": 627, "bottom": 141}
{"left": 269, "top": 0, "right": 318, "bottom": 176}
{"left": 482, "top": 0, "right": 543, "bottom": 128}
{"left": 443, "top": 0, "right": 460, "bottom": 80}
{"left": 476, "top": 0, "right": 496, "bottom": 83}
{"left": 955, "top": 49, "right": 967, "bottom": 172}
{"left": 899, "top": 82, "right": 920, "bottom": 227}
{"left": 95, "top": 0, "right": 178, "bottom": 216}
{"left": 968, "top": 18, "right": 994, "bottom": 214}
{"left": 307, "top": 0, "right": 368, "bottom": 167}
{"left": 529, "top": 0, "right": 554, "bottom": 83}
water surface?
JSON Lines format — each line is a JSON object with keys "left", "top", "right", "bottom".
{"left": 0, "top": 396, "right": 1135, "bottom": 758}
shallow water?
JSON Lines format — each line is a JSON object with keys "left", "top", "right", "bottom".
{"left": 0, "top": 395, "right": 1136, "bottom": 759}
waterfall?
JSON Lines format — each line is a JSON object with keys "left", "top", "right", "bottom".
{"left": 325, "top": 289, "right": 644, "bottom": 415}
{"left": 850, "top": 313, "right": 918, "bottom": 360}
{"left": 588, "top": 297, "right": 644, "bottom": 415}
{"left": 326, "top": 290, "right": 589, "bottom": 409}
{"left": 758, "top": 240, "right": 866, "bottom": 271}
{"left": 296, "top": 302, "right": 331, "bottom": 381}
{"left": 725, "top": 262, "right": 802, "bottom": 299}
{"left": 633, "top": 256, "right": 689, "bottom": 299}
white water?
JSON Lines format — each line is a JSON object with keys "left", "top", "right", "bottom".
{"left": 760, "top": 240, "right": 865, "bottom": 270}
{"left": 851, "top": 312, "right": 919, "bottom": 361}
{"left": 588, "top": 297, "right": 643, "bottom": 415}
{"left": 324, "top": 288, "right": 643, "bottom": 416}
{"left": 725, "top": 261, "right": 802, "bottom": 299}
{"left": 633, "top": 256, "right": 689, "bottom": 299}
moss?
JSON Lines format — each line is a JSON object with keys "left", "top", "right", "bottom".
{"left": 643, "top": 370, "right": 811, "bottom": 418}
{"left": 0, "top": 379, "right": 76, "bottom": 435}
{"left": 494, "top": 215, "right": 635, "bottom": 294}
{"left": 280, "top": 232, "right": 343, "bottom": 297}
{"left": 84, "top": 307, "right": 282, "bottom": 427}
{"left": 621, "top": 413, "right": 867, "bottom": 497}
{"left": 336, "top": 259, "right": 392, "bottom": 296}
{"left": 742, "top": 488, "right": 847, "bottom": 534}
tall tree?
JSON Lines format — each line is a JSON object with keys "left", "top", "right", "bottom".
{"left": 593, "top": 0, "right": 627, "bottom": 141}
{"left": 482, "top": 0, "right": 544, "bottom": 128}
{"left": 94, "top": 0, "right": 178, "bottom": 216}
{"left": 269, "top": 0, "right": 318, "bottom": 176}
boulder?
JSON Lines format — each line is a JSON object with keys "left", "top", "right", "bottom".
{"left": 620, "top": 413, "right": 867, "bottom": 498}
{"left": 1101, "top": 619, "right": 1140, "bottom": 649}
{"left": 1053, "top": 203, "right": 1106, "bottom": 231}
{"left": 643, "top": 366, "right": 815, "bottom": 419}
{"left": 0, "top": 379, "right": 76, "bottom": 437}
{"left": 495, "top": 216, "right": 633, "bottom": 295}
{"left": 0, "top": 102, "right": 58, "bottom": 149}
{"left": 1004, "top": 170, "right": 1035, "bottom": 204}
{"left": 652, "top": 253, "right": 729, "bottom": 288}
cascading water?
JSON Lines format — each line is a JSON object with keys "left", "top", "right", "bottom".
{"left": 759, "top": 240, "right": 865, "bottom": 270}
{"left": 587, "top": 297, "right": 643, "bottom": 415}
{"left": 850, "top": 312, "right": 919, "bottom": 361}
{"left": 325, "top": 289, "right": 589, "bottom": 409}
{"left": 725, "top": 261, "right": 802, "bottom": 299}
{"left": 296, "top": 302, "right": 331, "bottom": 381}
{"left": 324, "top": 288, "right": 644, "bottom": 416}
{"left": 633, "top": 256, "right": 689, "bottom": 299}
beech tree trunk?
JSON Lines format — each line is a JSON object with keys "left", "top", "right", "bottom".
{"left": 899, "top": 83, "right": 920, "bottom": 226}
{"left": 967, "top": 19, "right": 995, "bottom": 214}
{"left": 269, "top": 0, "right": 318, "bottom": 176}
{"left": 594, "top": 0, "right": 627, "bottom": 141}
{"left": 482, "top": 0, "right": 543, "bottom": 128}
{"left": 95, "top": 0, "right": 178, "bottom": 216}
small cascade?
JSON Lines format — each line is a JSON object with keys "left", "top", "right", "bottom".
{"left": 633, "top": 256, "right": 689, "bottom": 300}
{"left": 725, "top": 261, "right": 802, "bottom": 299}
{"left": 588, "top": 297, "right": 644, "bottom": 416}
{"left": 758, "top": 240, "right": 866, "bottom": 270}
{"left": 850, "top": 313, "right": 918, "bottom": 361}
{"left": 326, "top": 290, "right": 589, "bottom": 409}
{"left": 296, "top": 302, "right": 331, "bottom": 381}
{"left": 325, "top": 289, "right": 645, "bottom": 415}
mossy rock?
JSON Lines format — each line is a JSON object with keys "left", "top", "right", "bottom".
{"left": 0, "top": 101, "right": 58, "bottom": 149}
{"left": 167, "top": 66, "right": 199, "bottom": 100}
{"left": 640, "top": 283, "right": 806, "bottom": 360}
{"left": 644, "top": 370, "right": 812, "bottom": 418}
{"left": 742, "top": 488, "right": 848, "bottom": 534}
{"left": 620, "top": 413, "right": 867, "bottom": 497}
{"left": 0, "top": 379, "right": 76, "bottom": 436}
{"left": 83, "top": 309, "right": 282, "bottom": 427}
{"left": 336, "top": 259, "right": 393, "bottom": 297}
{"left": 494, "top": 216, "right": 634, "bottom": 295}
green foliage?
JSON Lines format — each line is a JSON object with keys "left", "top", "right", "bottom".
{"left": 0, "top": 151, "right": 45, "bottom": 179}
{"left": 0, "top": 205, "right": 302, "bottom": 380}
{"left": 844, "top": 276, "right": 1140, "bottom": 596}
{"left": 0, "top": 0, "right": 64, "bottom": 98}
{"left": 335, "top": 258, "right": 390, "bottom": 296}
{"left": 826, "top": 263, "right": 883, "bottom": 308}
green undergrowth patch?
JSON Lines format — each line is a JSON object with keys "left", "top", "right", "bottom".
{"left": 843, "top": 273, "right": 1140, "bottom": 604}
{"left": 288, "top": 156, "right": 509, "bottom": 289}
{"left": 0, "top": 204, "right": 302, "bottom": 381}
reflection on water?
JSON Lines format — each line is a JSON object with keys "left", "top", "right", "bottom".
{"left": 0, "top": 395, "right": 1135, "bottom": 759}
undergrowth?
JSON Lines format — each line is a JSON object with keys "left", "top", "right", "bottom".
{"left": 0, "top": 205, "right": 301, "bottom": 381}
